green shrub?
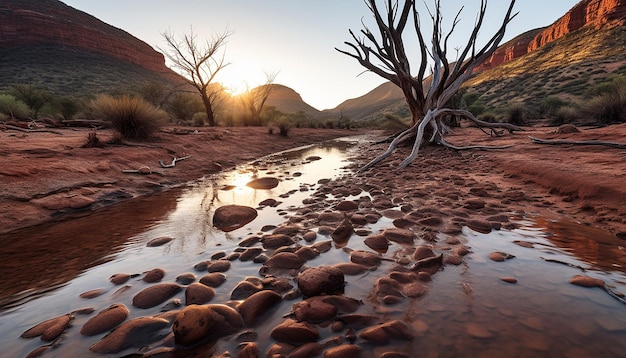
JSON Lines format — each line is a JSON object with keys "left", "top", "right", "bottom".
{"left": 468, "top": 103, "right": 485, "bottom": 116}
{"left": 0, "top": 94, "right": 30, "bottom": 119}
{"left": 540, "top": 96, "right": 567, "bottom": 117}
{"left": 478, "top": 112, "right": 496, "bottom": 123}
{"left": 9, "top": 84, "right": 51, "bottom": 118}
{"left": 90, "top": 95, "right": 167, "bottom": 139}
{"left": 584, "top": 93, "right": 626, "bottom": 124}
{"left": 56, "top": 96, "right": 81, "bottom": 120}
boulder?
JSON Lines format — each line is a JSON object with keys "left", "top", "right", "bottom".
{"left": 213, "top": 205, "right": 258, "bottom": 232}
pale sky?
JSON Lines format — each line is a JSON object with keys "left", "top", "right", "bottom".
{"left": 62, "top": 1, "right": 580, "bottom": 110}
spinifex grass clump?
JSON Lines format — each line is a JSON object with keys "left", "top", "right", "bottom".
{"left": 91, "top": 95, "right": 167, "bottom": 139}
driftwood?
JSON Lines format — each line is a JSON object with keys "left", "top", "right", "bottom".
{"left": 530, "top": 136, "right": 626, "bottom": 149}
{"left": 159, "top": 155, "right": 192, "bottom": 168}
{"left": 122, "top": 166, "right": 165, "bottom": 176}
{"left": 61, "top": 119, "right": 110, "bottom": 129}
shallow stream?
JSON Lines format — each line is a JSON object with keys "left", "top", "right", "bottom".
{"left": 1, "top": 136, "right": 625, "bottom": 357}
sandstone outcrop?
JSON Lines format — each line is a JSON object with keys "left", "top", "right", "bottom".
{"left": 477, "top": 0, "right": 626, "bottom": 71}
{"left": 0, "top": 0, "right": 171, "bottom": 74}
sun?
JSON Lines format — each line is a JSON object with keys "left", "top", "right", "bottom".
{"left": 218, "top": 62, "right": 266, "bottom": 97}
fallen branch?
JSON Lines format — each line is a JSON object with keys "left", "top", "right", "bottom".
{"left": 122, "top": 166, "right": 165, "bottom": 176}
{"left": 159, "top": 155, "right": 192, "bottom": 168}
{"left": 530, "top": 136, "right": 626, "bottom": 149}
{"left": 1, "top": 123, "right": 63, "bottom": 135}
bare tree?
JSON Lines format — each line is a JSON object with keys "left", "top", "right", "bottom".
{"left": 336, "top": 0, "right": 522, "bottom": 171}
{"left": 239, "top": 71, "right": 279, "bottom": 126}
{"left": 160, "top": 27, "right": 232, "bottom": 127}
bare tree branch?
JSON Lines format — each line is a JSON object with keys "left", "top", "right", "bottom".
{"left": 159, "top": 27, "right": 233, "bottom": 126}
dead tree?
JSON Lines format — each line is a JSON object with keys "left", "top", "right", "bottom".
{"left": 336, "top": 0, "right": 522, "bottom": 171}
{"left": 239, "top": 71, "right": 279, "bottom": 126}
{"left": 160, "top": 27, "right": 232, "bottom": 127}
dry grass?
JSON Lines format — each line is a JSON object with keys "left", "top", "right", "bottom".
{"left": 90, "top": 95, "right": 167, "bottom": 139}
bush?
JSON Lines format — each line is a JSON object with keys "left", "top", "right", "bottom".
{"left": 478, "top": 112, "right": 497, "bottom": 123}
{"left": 584, "top": 93, "right": 626, "bottom": 124}
{"left": 506, "top": 104, "right": 525, "bottom": 125}
{"left": 550, "top": 106, "right": 579, "bottom": 126}
{"left": 90, "top": 95, "right": 167, "bottom": 139}
{"left": 0, "top": 94, "right": 30, "bottom": 119}
{"left": 57, "top": 96, "right": 81, "bottom": 120}
{"left": 9, "top": 84, "right": 51, "bottom": 118}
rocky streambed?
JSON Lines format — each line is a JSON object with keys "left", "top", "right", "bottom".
{"left": 3, "top": 136, "right": 626, "bottom": 357}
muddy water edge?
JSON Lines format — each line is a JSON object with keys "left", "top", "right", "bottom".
{"left": 1, "top": 135, "right": 625, "bottom": 358}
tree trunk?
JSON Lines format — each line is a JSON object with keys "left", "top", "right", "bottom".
{"left": 201, "top": 94, "right": 216, "bottom": 127}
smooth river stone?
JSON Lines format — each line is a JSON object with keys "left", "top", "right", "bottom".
{"left": 270, "top": 319, "right": 320, "bottom": 344}
{"left": 246, "top": 177, "right": 280, "bottom": 189}
{"left": 383, "top": 228, "right": 415, "bottom": 244}
{"left": 132, "top": 283, "right": 182, "bottom": 309}
{"left": 173, "top": 304, "right": 243, "bottom": 346}
{"left": 237, "top": 290, "right": 282, "bottom": 325}
{"left": 146, "top": 236, "right": 174, "bottom": 247}
{"left": 359, "top": 320, "right": 414, "bottom": 345}
{"left": 80, "top": 304, "right": 129, "bottom": 336}
{"left": 185, "top": 282, "right": 215, "bottom": 305}
{"left": 265, "top": 252, "right": 305, "bottom": 270}
{"left": 213, "top": 204, "right": 258, "bottom": 232}
{"left": 21, "top": 314, "right": 73, "bottom": 341}
{"left": 569, "top": 275, "right": 605, "bottom": 288}
{"left": 143, "top": 268, "right": 165, "bottom": 283}
{"left": 90, "top": 316, "right": 169, "bottom": 353}
{"left": 297, "top": 266, "right": 345, "bottom": 297}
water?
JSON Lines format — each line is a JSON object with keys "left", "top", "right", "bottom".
{"left": 1, "top": 136, "right": 625, "bottom": 357}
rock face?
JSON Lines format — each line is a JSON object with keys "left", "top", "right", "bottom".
{"left": 477, "top": 0, "right": 626, "bottom": 71}
{"left": 0, "top": 0, "right": 171, "bottom": 74}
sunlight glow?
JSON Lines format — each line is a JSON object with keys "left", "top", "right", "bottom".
{"left": 218, "top": 62, "right": 267, "bottom": 96}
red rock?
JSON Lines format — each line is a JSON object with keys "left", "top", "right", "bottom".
{"left": 213, "top": 205, "right": 258, "bottom": 232}
{"left": 246, "top": 177, "right": 280, "bottom": 189}
{"left": 21, "top": 314, "right": 73, "bottom": 341}
{"left": 500, "top": 277, "right": 518, "bottom": 284}
{"left": 185, "top": 282, "right": 215, "bottom": 305}
{"left": 297, "top": 266, "right": 345, "bottom": 297}
{"left": 143, "top": 268, "right": 165, "bottom": 283}
{"left": 265, "top": 252, "right": 305, "bottom": 270}
{"left": 90, "top": 316, "right": 169, "bottom": 353}
{"left": 569, "top": 275, "right": 605, "bottom": 288}
{"left": 132, "top": 283, "right": 182, "bottom": 309}
{"left": 383, "top": 228, "right": 415, "bottom": 244}
{"left": 270, "top": 319, "right": 319, "bottom": 344}
{"left": 80, "top": 304, "right": 129, "bottom": 336}
{"left": 237, "top": 290, "right": 282, "bottom": 325}
{"left": 146, "top": 236, "right": 174, "bottom": 247}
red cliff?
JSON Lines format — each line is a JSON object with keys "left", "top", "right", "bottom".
{"left": 0, "top": 0, "right": 171, "bottom": 74}
{"left": 477, "top": 0, "right": 626, "bottom": 71}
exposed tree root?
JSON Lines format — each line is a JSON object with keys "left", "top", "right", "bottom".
{"left": 359, "top": 108, "right": 523, "bottom": 172}
{"left": 1, "top": 124, "right": 63, "bottom": 135}
{"left": 530, "top": 136, "right": 626, "bottom": 149}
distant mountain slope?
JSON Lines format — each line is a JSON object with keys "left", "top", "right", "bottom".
{"left": 264, "top": 84, "right": 321, "bottom": 117}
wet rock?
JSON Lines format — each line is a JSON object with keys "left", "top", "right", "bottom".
{"left": 176, "top": 272, "right": 197, "bottom": 285}
{"left": 364, "top": 233, "right": 389, "bottom": 252}
{"left": 173, "top": 304, "right": 243, "bottom": 346}
{"left": 273, "top": 224, "right": 303, "bottom": 236}
{"left": 324, "top": 344, "right": 361, "bottom": 358}
{"left": 417, "top": 216, "right": 444, "bottom": 227}
{"left": 265, "top": 252, "right": 305, "bottom": 270}
{"left": 297, "top": 266, "right": 345, "bottom": 297}
{"left": 259, "top": 198, "right": 280, "bottom": 207}
{"left": 513, "top": 240, "right": 535, "bottom": 248}
{"left": 322, "top": 296, "right": 361, "bottom": 313}
{"left": 262, "top": 234, "right": 295, "bottom": 249}
{"left": 319, "top": 212, "right": 345, "bottom": 224}
{"left": 333, "top": 262, "right": 369, "bottom": 275}
{"left": 402, "top": 282, "right": 427, "bottom": 298}
{"left": 143, "top": 268, "right": 165, "bottom": 283}
{"left": 331, "top": 217, "right": 354, "bottom": 246}
{"left": 146, "top": 236, "right": 174, "bottom": 247}
{"left": 318, "top": 226, "right": 335, "bottom": 235}
{"left": 246, "top": 177, "right": 280, "bottom": 189}
{"left": 213, "top": 205, "right": 258, "bottom": 232}
{"left": 110, "top": 273, "right": 132, "bottom": 285}
{"left": 80, "top": 289, "right": 104, "bottom": 299}
{"left": 464, "top": 199, "right": 486, "bottom": 210}
{"left": 263, "top": 276, "right": 293, "bottom": 293}
{"left": 307, "top": 155, "right": 322, "bottom": 161}
{"left": 295, "top": 246, "right": 320, "bottom": 261}
{"left": 237, "top": 342, "right": 261, "bottom": 357}
{"left": 267, "top": 342, "right": 297, "bottom": 357}
{"left": 410, "top": 253, "right": 443, "bottom": 270}
{"left": 239, "top": 235, "right": 261, "bottom": 247}
{"left": 293, "top": 296, "right": 338, "bottom": 323}
{"left": 351, "top": 213, "right": 368, "bottom": 225}
{"left": 303, "top": 231, "right": 317, "bottom": 242}
{"left": 413, "top": 246, "right": 436, "bottom": 260}
{"left": 132, "top": 283, "right": 182, "bottom": 309}
{"left": 237, "top": 290, "right": 282, "bottom": 325}
{"left": 80, "top": 304, "right": 129, "bottom": 336}
{"left": 488, "top": 251, "right": 515, "bottom": 262}
{"left": 569, "top": 275, "right": 605, "bottom": 288}
{"left": 350, "top": 250, "right": 382, "bottom": 267}
{"left": 466, "top": 219, "right": 492, "bottom": 234}
{"left": 444, "top": 255, "right": 463, "bottom": 265}
{"left": 383, "top": 228, "right": 415, "bottom": 244}
{"left": 380, "top": 352, "right": 410, "bottom": 358}
{"left": 185, "top": 282, "right": 215, "bottom": 305}
{"left": 231, "top": 278, "right": 264, "bottom": 300}
{"left": 270, "top": 319, "right": 320, "bottom": 344}
{"left": 90, "top": 316, "right": 169, "bottom": 353}
{"left": 336, "top": 200, "right": 359, "bottom": 211}
{"left": 239, "top": 247, "right": 264, "bottom": 262}
{"left": 311, "top": 240, "right": 332, "bottom": 253}
{"left": 207, "top": 260, "right": 231, "bottom": 273}
{"left": 359, "top": 320, "right": 413, "bottom": 345}
{"left": 500, "top": 277, "right": 518, "bottom": 284}
{"left": 21, "top": 314, "right": 73, "bottom": 341}
{"left": 199, "top": 272, "right": 227, "bottom": 287}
